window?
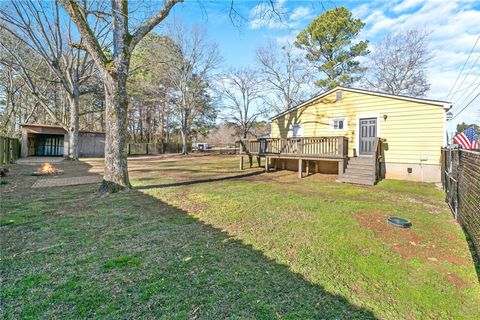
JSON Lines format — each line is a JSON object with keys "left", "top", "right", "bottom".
{"left": 330, "top": 117, "right": 347, "bottom": 131}
{"left": 288, "top": 124, "right": 303, "bottom": 137}
{"left": 336, "top": 90, "right": 343, "bottom": 102}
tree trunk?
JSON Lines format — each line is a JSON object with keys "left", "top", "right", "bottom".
{"left": 181, "top": 109, "right": 189, "bottom": 155}
{"left": 67, "top": 91, "right": 80, "bottom": 160}
{"left": 99, "top": 70, "right": 131, "bottom": 193}
{"left": 181, "top": 122, "right": 188, "bottom": 155}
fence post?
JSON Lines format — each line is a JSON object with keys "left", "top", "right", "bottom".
{"left": 455, "top": 149, "right": 461, "bottom": 222}
{"left": 6, "top": 138, "right": 10, "bottom": 164}
{"left": 0, "top": 137, "right": 4, "bottom": 165}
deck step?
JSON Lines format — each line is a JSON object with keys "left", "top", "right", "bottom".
{"left": 342, "top": 172, "right": 376, "bottom": 179}
{"left": 339, "top": 176, "right": 375, "bottom": 185}
{"left": 345, "top": 163, "right": 375, "bottom": 170}
{"left": 348, "top": 157, "right": 374, "bottom": 164}
{"left": 340, "top": 156, "right": 376, "bottom": 185}
{"left": 344, "top": 168, "right": 375, "bottom": 176}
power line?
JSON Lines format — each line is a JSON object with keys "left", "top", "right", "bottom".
{"left": 450, "top": 54, "right": 480, "bottom": 101}
{"left": 446, "top": 35, "right": 480, "bottom": 99}
{"left": 452, "top": 74, "right": 480, "bottom": 105}
{"left": 440, "top": 76, "right": 480, "bottom": 100}
{"left": 451, "top": 89, "right": 480, "bottom": 120}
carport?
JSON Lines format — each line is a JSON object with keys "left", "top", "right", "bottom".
{"left": 21, "top": 124, "right": 66, "bottom": 157}
{"left": 20, "top": 123, "right": 106, "bottom": 158}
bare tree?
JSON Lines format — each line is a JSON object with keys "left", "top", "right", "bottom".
{"left": 0, "top": 1, "right": 97, "bottom": 160}
{"left": 257, "top": 40, "right": 313, "bottom": 113}
{"left": 58, "top": 0, "right": 182, "bottom": 193}
{"left": 167, "top": 23, "right": 221, "bottom": 154}
{"left": 0, "top": 30, "right": 68, "bottom": 130}
{"left": 219, "top": 68, "right": 265, "bottom": 139}
{"left": 365, "top": 28, "right": 432, "bottom": 97}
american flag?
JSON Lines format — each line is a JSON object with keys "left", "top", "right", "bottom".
{"left": 453, "top": 126, "right": 478, "bottom": 149}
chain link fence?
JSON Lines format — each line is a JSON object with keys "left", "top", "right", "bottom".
{"left": 441, "top": 147, "right": 480, "bottom": 259}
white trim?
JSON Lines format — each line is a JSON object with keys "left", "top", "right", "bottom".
{"left": 443, "top": 110, "right": 447, "bottom": 147}
{"left": 356, "top": 114, "right": 381, "bottom": 156}
{"left": 269, "top": 86, "right": 453, "bottom": 121}
{"left": 330, "top": 117, "right": 348, "bottom": 131}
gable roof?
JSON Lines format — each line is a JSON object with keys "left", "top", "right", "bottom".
{"left": 269, "top": 87, "right": 453, "bottom": 121}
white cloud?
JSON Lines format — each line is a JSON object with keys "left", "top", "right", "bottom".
{"left": 392, "top": 0, "right": 425, "bottom": 13}
{"left": 355, "top": 0, "right": 480, "bottom": 123}
{"left": 290, "top": 6, "right": 313, "bottom": 21}
{"left": 249, "top": 1, "right": 313, "bottom": 30}
{"left": 352, "top": 3, "right": 370, "bottom": 18}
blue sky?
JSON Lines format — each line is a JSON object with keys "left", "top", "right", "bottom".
{"left": 159, "top": 0, "right": 480, "bottom": 130}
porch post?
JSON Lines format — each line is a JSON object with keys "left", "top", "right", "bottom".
{"left": 338, "top": 136, "right": 344, "bottom": 157}
{"left": 298, "top": 159, "right": 303, "bottom": 178}
{"left": 306, "top": 160, "right": 310, "bottom": 176}
{"left": 257, "top": 156, "right": 261, "bottom": 167}
{"left": 265, "top": 156, "right": 269, "bottom": 172}
{"left": 337, "top": 160, "right": 345, "bottom": 177}
{"left": 248, "top": 155, "right": 253, "bottom": 168}
{"left": 240, "top": 156, "right": 244, "bottom": 170}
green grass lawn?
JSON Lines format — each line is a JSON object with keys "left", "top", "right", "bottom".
{"left": 1, "top": 155, "right": 479, "bottom": 319}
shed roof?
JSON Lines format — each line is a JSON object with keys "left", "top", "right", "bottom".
{"left": 20, "top": 123, "right": 66, "bottom": 130}
{"left": 269, "top": 87, "right": 453, "bottom": 121}
{"left": 20, "top": 123, "right": 104, "bottom": 134}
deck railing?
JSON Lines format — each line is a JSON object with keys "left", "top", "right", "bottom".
{"left": 372, "top": 137, "right": 387, "bottom": 181}
{"left": 239, "top": 136, "right": 348, "bottom": 158}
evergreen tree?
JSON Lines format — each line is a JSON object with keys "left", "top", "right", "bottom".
{"left": 295, "top": 7, "right": 369, "bottom": 90}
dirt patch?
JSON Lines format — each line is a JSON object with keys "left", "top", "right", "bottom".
{"left": 445, "top": 272, "right": 467, "bottom": 289}
{"left": 355, "top": 211, "right": 466, "bottom": 266}
{"left": 356, "top": 211, "right": 423, "bottom": 245}
{"left": 286, "top": 246, "right": 298, "bottom": 260}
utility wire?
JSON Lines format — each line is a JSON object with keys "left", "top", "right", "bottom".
{"left": 451, "top": 90, "right": 480, "bottom": 120}
{"left": 452, "top": 74, "right": 480, "bottom": 109}
{"left": 450, "top": 54, "right": 480, "bottom": 101}
{"left": 440, "top": 76, "right": 480, "bottom": 100}
{"left": 446, "top": 35, "right": 480, "bottom": 99}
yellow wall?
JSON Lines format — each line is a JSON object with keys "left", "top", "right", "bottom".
{"left": 270, "top": 90, "right": 446, "bottom": 165}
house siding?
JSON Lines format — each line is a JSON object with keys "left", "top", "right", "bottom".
{"left": 270, "top": 90, "right": 446, "bottom": 169}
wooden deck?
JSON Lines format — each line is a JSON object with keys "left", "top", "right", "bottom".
{"left": 238, "top": 137, "right": 349, "bottom": 178}
{"left": 238, "top": 136, "right": 385, "bottom": 185}
{"left": 239, "top": 137, "right": 348, "bottom": 159}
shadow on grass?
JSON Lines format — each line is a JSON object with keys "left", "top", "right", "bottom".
{"left": 1, "top": 161, "right": 377, "bottom": 318}
{"left": 462, "top": 228, "right": 480, "bottom": 284}
{"left": 134, "top": 170, "right": 265, "bottom": 190}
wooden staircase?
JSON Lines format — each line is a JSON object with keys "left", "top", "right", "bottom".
{"left": 339, "top": 137, "right": 386, "bottom": 186}
{"left": 339, "top": 156, "right": 376, "bottom": 185}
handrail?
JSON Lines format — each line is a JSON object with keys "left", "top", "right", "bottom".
{"left": 238, "top": 136, "right": 349, "bottom": 158}
{"left": 372, "top": 137, "right": 386, "bottom": 181}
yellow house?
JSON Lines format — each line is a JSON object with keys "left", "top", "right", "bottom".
{"left": 266, "top": 87, "right": 452, "bottom": 184}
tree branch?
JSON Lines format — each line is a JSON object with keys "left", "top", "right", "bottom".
{"left": 59, "top": 0, "right": 108, "bottom": 73}
{"left": 129, "top": 0, "right": 183, "bottom": 53}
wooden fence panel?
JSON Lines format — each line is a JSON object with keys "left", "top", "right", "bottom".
{"left": 0, "top": 136, "right": 20, "bottom": 165}
{"left": 127, "top": 142, "right": 185, "bottom": 155}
